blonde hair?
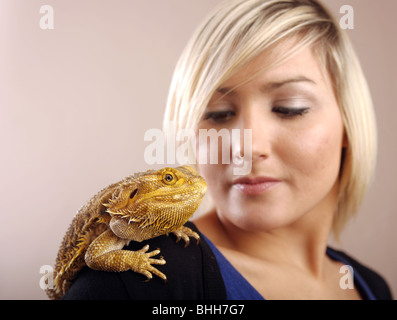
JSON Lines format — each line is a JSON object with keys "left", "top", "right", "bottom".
{"left": 163, "top": 0, "right": 377, "bottom": 238}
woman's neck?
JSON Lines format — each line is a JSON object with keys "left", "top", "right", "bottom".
{"left": 195, "top": 201, "right": 335, "bottom": 280}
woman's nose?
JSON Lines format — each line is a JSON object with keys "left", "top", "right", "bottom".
{"left": 234, "top": 105, "right": 272, "bottom": 163}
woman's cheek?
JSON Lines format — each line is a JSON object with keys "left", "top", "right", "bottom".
{"left": 284, "top": 124, "right": 343, "bottom": 186}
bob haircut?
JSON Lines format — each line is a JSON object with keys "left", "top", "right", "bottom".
{"left": 163, "top": 0, "right": 377, "bottom": 239}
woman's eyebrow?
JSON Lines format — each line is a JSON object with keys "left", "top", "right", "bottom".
{"left": 264, "top": 76, "right": 316, "bottom": 91}
{"left": 216, "top": 87, "right": 236, "bottom": 95}
{"left": 216, "top": 76, "right": 316, "bottom": 95}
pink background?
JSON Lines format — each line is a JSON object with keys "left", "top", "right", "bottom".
{"left": 0, "top": 0, "right": 396, "bottom": 299}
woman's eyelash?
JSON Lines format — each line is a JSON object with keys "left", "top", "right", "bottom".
{"left": 203, "top": 107, "right": 309, "bottom": 122}
{"left": 272, "top": 106, "right": 309, "bottom": 118}
{"left": 203, "top": 110, "right": 235, "bottom": 122}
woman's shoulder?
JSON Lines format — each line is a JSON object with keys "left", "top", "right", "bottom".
{"left": 62, "top": 222, "right": 226, "bottom": 300}
{"left": 327, "top": 247, "right": 393, "bottom": 300}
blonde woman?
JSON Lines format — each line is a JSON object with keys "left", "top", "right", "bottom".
{"left": 64, "top": 0, "right": 392, "bottom": 299}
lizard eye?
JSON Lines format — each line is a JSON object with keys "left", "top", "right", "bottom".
{"left": 163, "top": 172, "right": 176, "bottom": 184}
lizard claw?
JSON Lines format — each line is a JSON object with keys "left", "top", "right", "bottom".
{"left": 172, "top": 226, "right": 200, "bottom": 247}
{"left": 134, "top": 245, "right": 167, "bottom": 281}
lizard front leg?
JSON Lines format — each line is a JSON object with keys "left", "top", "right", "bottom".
{"left": 85, "top": 230, "right": 166, "bottom": 280}
{"left": 172, "top": 226, "right": 200, "bottom": 247}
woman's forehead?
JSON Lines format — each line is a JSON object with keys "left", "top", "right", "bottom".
{"left": 216, "top": 44, "right": 326, "bottom": 94}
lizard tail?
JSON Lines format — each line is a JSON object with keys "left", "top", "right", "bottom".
{"left": 47, "top": 214, "right": 109, "bottom": 299}
{"left": 46, "top": 184, "right": 119, "bottom": 300}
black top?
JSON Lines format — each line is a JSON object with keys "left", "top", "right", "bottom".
{"left": 62, "top": 222, "right": 392, "bottom": 300}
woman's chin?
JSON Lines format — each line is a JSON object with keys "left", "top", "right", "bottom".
{"left": 220, "top": 207, "right": 297, "bottom": 233}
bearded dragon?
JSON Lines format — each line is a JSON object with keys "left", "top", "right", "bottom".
{"left": 46, "top": 165, "right": 206, "bottom": 300}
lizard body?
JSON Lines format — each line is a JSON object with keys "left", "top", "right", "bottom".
{"left": 46, "top": 166, "right": 206, "bottom": 300}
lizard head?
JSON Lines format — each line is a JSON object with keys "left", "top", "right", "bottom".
{"left": 103, "top": 166, "right": 207, "bottom": 230}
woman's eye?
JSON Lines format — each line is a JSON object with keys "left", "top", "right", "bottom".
{"left": 272, "top": 106, "right": 309, "bottom": 119}
{"left": 203, "top": 110, "right": 235, "bottom": 123}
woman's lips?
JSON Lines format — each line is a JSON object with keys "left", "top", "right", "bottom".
{"left": 232, "top": 177, "right": 281, "bottom": 195}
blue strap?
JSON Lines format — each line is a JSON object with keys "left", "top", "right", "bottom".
{"left": 203, "top": 235, "right": 264, "bottom": 300}
{"left": 204, "top": 234, "right": 376, "bottom": 300}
